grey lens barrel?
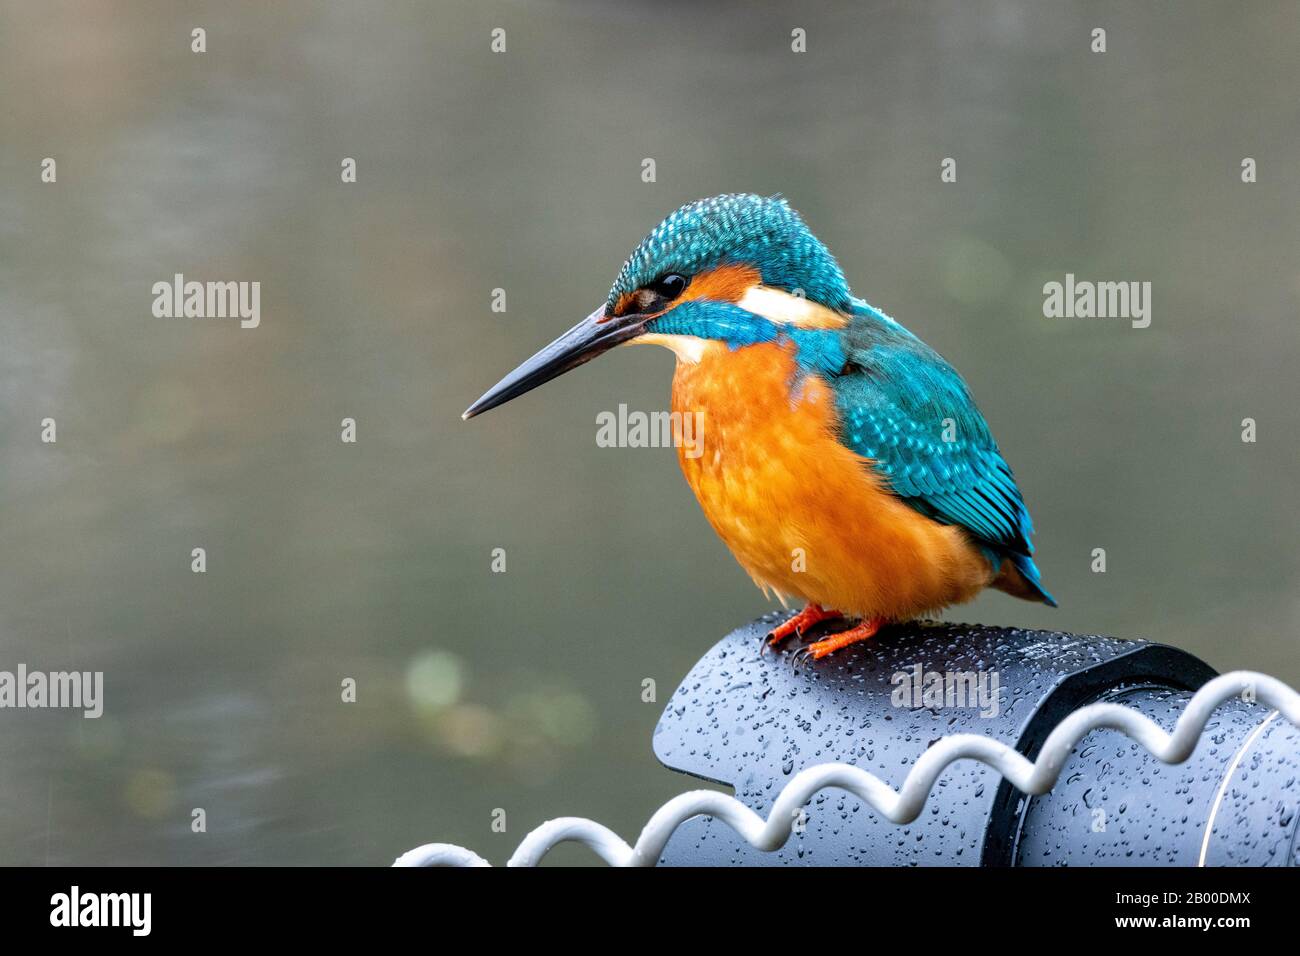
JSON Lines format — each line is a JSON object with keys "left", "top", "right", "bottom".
{"left": 653, "top": 620, "right": 1297, "bottom": 866}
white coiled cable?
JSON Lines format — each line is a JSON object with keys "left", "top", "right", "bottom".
{"left": 393, "top": 670, "right": 1299, "bottom": 867}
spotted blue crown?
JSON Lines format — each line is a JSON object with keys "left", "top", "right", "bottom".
{"left": 607, "top": 194, "right": 854, "bottom": 312}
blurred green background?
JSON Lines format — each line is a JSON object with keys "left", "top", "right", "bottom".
{"left": 0, "top": 1, "right": 1296, "bottom": 864}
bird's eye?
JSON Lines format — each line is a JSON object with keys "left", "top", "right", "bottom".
{"left": 649, "top": 273, "right": 688, "bottom": 301}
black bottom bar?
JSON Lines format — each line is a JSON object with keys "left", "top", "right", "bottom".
{"left": 0, "top": 865, "right": 1284, "bottom": 941}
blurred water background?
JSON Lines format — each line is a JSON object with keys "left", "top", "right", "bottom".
{"left": 0, "top": 1, "right": 1296, "bottom": 864}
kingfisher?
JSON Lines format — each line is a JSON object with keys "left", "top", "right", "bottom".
{"left": 463, "top": 194, "right": 1055, "bottom": 659}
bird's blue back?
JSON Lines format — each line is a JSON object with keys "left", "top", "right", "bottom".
{"left": 827, "top": 300, "right": 1054, "bottom": 604}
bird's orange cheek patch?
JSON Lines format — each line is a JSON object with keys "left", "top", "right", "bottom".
{"left": 609, "top": 292, "right": 637, "bottom": 319}
{"left": 680, "top": 264, "right": 761, "bottom": 305}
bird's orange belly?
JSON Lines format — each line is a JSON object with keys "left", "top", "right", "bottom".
{"left": 671, "top": 341, "right": 995, "bottom": 620}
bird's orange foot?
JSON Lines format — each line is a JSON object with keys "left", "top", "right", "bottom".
{"left": 802, "top": 616, "right": 886, "bottom": 661}
{"left": 767, "top": 604, "right": 843, "bottom": 648}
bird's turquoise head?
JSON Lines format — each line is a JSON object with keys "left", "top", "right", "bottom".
{"left": 463, "top": 193, "right": 854, "bottom": 419}
{"left": 606, "top": 193, "right": 852, "bottom": 315}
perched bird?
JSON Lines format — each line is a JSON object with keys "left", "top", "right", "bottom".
{"left": 464, "top": 194, "right": 1055, "bottom": 659}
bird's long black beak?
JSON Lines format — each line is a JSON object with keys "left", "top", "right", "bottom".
{"left": 462, "top": 305, "right": 651, "bottom": 420}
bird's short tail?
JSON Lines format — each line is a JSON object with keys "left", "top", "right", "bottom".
{"left": 994, "top": 553, "right": 1058, "bottom": 607}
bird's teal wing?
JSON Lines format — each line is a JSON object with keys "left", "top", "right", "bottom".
{"left": 828, "top": 302, "right": 1038, "bottom": 565}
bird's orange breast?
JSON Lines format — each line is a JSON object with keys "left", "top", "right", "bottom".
{"left": 670, "top": 340, "right": 996, "bottom": 620}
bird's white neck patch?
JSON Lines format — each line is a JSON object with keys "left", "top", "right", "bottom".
{"left": 735, "top": 285, "right": 848, "bottom": 329}
{"left": 627, "top": 285, "right": 846, "bottom": 364}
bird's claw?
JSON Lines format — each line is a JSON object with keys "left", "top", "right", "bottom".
{"left": 766, "top": 604, "right": 842, "bottom": 650}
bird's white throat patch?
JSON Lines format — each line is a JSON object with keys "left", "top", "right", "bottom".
{"left": 633, "top": 333, "right": 712, "bottom": 363}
